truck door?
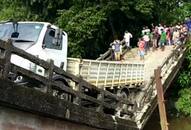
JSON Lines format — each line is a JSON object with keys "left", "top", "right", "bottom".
{"left": 42, "top": 27, "right": 66, "bottom": 70}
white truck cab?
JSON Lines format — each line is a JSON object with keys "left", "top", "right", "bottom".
{"left": 0, "top": 21, "right": 68, "bottom": 77}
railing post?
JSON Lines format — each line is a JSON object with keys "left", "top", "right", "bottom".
{"left": 96, "top": 91, "right": 104, "bottom": 113}
{"left": 47, "top": 59, "right": 54, "bottom": 93}
{"left": 154, "top": 67, "right": 168, "bottom": 130}
{"left": 2, "top": 40, "right": 12, "bottom": 79}
{"left": 73, "top": 81, "right": 82, "bottom": 105}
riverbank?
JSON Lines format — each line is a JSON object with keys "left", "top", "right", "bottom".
{"left": 143, "top": 77, "right": 191, "bottom": 130}
{"left": 143, "top": 109, "right": 191, "bottom": 130}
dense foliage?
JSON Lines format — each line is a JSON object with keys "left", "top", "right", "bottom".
{"left": 176, "top": 40, "right": 191, "bottom": 116}
{"left": 176, "top": 88, "right": 191, "bottom": 116}
{"left": 0, "top": 0, "right": 190, "bottom": 58}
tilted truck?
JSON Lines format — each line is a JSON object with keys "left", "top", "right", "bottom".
{"left": 0, "top": 21, "right": 145, "bottom": 116}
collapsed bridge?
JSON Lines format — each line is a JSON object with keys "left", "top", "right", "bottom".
{"left": 0, "top": 39, "right": 187, "bottom": 130}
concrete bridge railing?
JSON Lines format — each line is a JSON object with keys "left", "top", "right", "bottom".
{"left": 0, "top": 39, "right": 138, "bottom": 129}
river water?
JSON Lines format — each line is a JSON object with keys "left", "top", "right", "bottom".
{"left": 143, "top": 87, "right": 191, "bottom": 130}
{"left": 142, "top": 49, "right": 191, "bottom": 130}
{"left": 143, "top": 108, "right": 191, "bottom": 130}
{"left": 143, "top": 85, "right": 191, "bottom": 130}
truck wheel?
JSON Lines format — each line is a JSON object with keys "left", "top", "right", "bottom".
{"left": 117, "top": 89, "right": 128, "bottom": 100}
{"left": 120, "top": 91, "right": 128, "bottom": 100}
{"left": 54, "top": 80, "right": 72, "bottom": 102}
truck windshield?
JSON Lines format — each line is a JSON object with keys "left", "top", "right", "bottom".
{"left": 0, "top": 23, "right": 43, "bottom": 42}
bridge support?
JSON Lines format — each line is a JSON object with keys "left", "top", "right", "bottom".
{"left": 155, "top": 67, "right": 169, "bottom": 130}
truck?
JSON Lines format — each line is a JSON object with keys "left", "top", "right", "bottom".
{"left": 0, "top": 21, "right": 145, "bottom": 116}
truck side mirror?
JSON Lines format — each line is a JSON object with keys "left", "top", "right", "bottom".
{"left": 11, "top": 21, "right": 19, "bottom": 38}
{"left": 53, "top": 29, "right": 62, "bottom": 46}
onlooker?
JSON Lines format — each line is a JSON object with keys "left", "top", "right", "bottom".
{"left": 142, "top": 27, "right": 146, "bottom": 36}
{"left": 182, "top": 25, "right": 188, "bottom": 43}
{"left": 113, "top": 39, "right": 121, "bottom": 61}
{"left": 124, "top": 31, "right": 133, "bottom": 48}
{"left": 180, "top": 31, "right": 185, "bottom": 44}
{"left": 166, "top": 27, "right": 172, "bottom": 45}
{"left": 185, "top": 17, "right": 191, "bottom": 32}
{"left": 110, "top": 42, "right": 115, "bottom": 60}
{"left": 150, "top": 29, "right": 154, "bottom": 49}
{"left": 143, "top": 32, "right": 150, "bottom": 54}
{"left": 152, "top": 28, "right": 159, "bottom": 50}
{"left": 138, "top": 38, "right": 145, "bottom": 60}
{"left": 164, "top": 25, "right": 168, "bottom": 33}
{"left": 176, "top": 23, "right": 181, "bottom": 30}
{"left": 172, "top": 28, "right": 180, "bottom": 45}
{"left": 151, "top": 23, "right": 155, "bottom": 30}
{"left": 158, "top": 24, "right": 164, "bottom": 35}
{"left": 159, "top": 29, "right": 166, "bottom": 50}
{"left": 108, "top": 21, "right": 188, "bottom": 61}
{"left": 145, "top": 26, "right": 151, "bottom": 34}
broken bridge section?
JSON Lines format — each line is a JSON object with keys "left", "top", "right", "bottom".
{"left": 0, "top": 39, "right": 188, "bottom": 130}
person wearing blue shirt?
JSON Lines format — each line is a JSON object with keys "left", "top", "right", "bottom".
{"left": 185, "top": 17, "right": 191, "bottom": 32}
{"left": 113, "top": 39, "right": 121, "bottom": 61}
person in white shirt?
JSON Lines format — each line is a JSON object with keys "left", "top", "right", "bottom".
{"left": 142, "top": 27, "right": 146, "bottom": 36}
{"left": 144, "top": 26, "right": 151, "bottom": 34}
{"left": 123, "top": 31, "right": 133, "bottom": 48}
{"left": 172, "top": 28, "right": 180, "bottom": 45}
{"left": 158, "top": 24, "right": 164, "bottom": 35}
{"left": 143, "top": 32, "right": 150, "bottom": 53}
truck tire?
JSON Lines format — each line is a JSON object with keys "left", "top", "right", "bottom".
{"left": 54, "top": 79, "right": 72, "bottom": 102}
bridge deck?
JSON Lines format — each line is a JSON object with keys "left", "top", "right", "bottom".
{"left": 123, "top": 46, "right": 174, "bottom": 81}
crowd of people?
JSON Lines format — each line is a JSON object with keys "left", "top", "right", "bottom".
{"left": 137, "top": 23, "right": 188, "bottom": 60}
{"left": 110, "top": 22, "right": 189, "bottom": 61}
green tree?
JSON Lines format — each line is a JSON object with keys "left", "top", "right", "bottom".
{"left": 0, "top": 1, "right": 30, "bottom": 21}
{"left": 175, "top": 41, "right": 191, "bottom": 115}
{"left": 57, "top": 6, "right": 107, "bottom": 58}
{"left": 56, "top": 0, "right": 158, "bottom": 58}
{"left": 0, "top": 0, "right": 189, "bottom": 58}
{"left": 176, "top": 88, "right": 191, "bottom": 116}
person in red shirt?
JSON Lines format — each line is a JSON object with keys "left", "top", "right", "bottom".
{"left": 166, "top": 27, "right": 172, "bottom": 45}
{"left": 137, "top": 38, "right": 145, "bottom": 60}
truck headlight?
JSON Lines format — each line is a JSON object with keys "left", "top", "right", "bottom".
{"left": 36, "top": 66, "right": 45, "bottom": 77}
{"left": 29, "top": 62, "right": 37, "bottom": 72}
{"left": 29, "top": 63, "right": 45, "bottom": 77}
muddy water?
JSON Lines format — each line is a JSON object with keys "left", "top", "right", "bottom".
{"left": 142, "top": 73, "right": 191, "bottom": 130}
{"left": 169, "top": 117, "right": 191, "bottom": 130}
{"left": 143, "top": 109, "right": 191, "bottom": 130}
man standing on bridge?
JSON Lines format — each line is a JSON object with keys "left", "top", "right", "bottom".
{"left": 138, "top": 38, "right": 145, "bottom": 60}
{"left": 159, "top": 29, "right": 166, "bottom": 50}
{"left": 113, "top": 39, "right": 121, "bottom": 61}
{"left": 124, "top": 30, "right": 133, "bottom": 48}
